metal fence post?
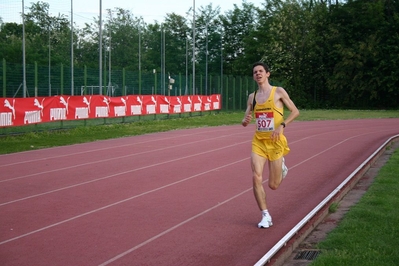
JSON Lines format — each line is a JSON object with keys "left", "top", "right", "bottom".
{"left": 2, "top": 59, "right": 6, "bottom": 97}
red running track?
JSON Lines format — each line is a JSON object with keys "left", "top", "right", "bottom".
{"left": 1, "top": 119, "right": 399, "bottom": 266}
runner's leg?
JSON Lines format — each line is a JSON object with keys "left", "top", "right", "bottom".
{"left": 251, "top": 152, "right": 268, "bottom": 210}
{"left": 268, "top": 156, "right": 283, "bottom": 190}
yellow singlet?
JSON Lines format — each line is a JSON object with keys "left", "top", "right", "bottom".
{"left": 253, "top": 86, "right": 284, "bottom": 140}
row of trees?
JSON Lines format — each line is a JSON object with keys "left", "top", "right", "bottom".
{"left": 1, "top": 0, "right": 398, "bottom": 108}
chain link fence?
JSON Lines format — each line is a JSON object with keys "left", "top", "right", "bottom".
{"left": 1, "top": 60, "right": 258, "bottom": 112}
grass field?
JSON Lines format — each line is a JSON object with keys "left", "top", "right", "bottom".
{"left": 311, "top": 147, "right": 399, "bottom": 266}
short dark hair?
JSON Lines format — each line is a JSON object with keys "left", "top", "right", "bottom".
{"left": 252, "top": 62, "right": 270, "bottom": 73}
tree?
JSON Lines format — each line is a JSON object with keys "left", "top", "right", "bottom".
{"left": 255, "top": 0, "right": 316, "bottom": 106}
{"left": 163, "top": 13, "right": 191, "bottom": 76}
{"left": 219, "top": 1, "right": 258, "bottom": 75}
{"left": 0, "top": 22, "right": 23, "bottom": 62}
{"left": 24, "top": 1, "right": 71, "bottom": 65}
{"left": 324, "top": 0, "right": 399, "bottom": 108}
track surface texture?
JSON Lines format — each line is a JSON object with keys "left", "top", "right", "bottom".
{"left": 1, "top": 119, "right": 398, "bottom": 266}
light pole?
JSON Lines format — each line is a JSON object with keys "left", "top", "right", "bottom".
{"left": 99, "top": 0, "right": 103, "bottom": 95}
{"left": 108, "top": 41, "right": 111, "bottom": 96}
{"left": 71, "top": 0, "right": 74, "bottom": 95}
{"left": 160, "top": 24, "right": 164, "bottom": 95}
{"left": 153, "top": 69, "right": 157, "bottom": 95}
{"left": 192, "top": 0, "right": 196, "bottom": 95}
{"left": 107, "top": 10, "right": 112, "bottom": 96}
{"left": 139, "top": 18, "right": 142, "bottom": 95}
{"left": 205, "top": 21, "right": 208, "bottom": 95}
{"left": 220, "top": 32, "right": 223, "bottom": 94}
{"left": 48, "top": 10, "right": 51, "bottom": 96}
{"left": 22, "top": 0, "right": 27, "bottom": 98}
{"left": 185, "top": 9, "right": 192, "bottom": 96}
{"left": 104, "top": 40, "right": 107, "bottom": 91}
{"left": 185, "top": 37, "right": 188, "bottom": 95}
{"left": 161, "top": 24, "right": 166, "bottom": 95}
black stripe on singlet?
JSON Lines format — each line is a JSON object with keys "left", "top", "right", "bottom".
{"left": 273, "top": 108, "right": 283, "bottom": 117}
{"left": 252, "top": 91, "right": 257, "bottom": 111}
{"left": 253, "top": 89, "right": 283, "bottom": 117}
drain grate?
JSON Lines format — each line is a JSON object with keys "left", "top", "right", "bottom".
{"left": 294, "top": 249, "right": 321, "bottom": 260}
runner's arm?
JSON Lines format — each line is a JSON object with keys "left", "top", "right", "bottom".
{"left": 278, "top": 87, "right": 300, "bottom": 127}
{"left": 242, "top": 93, "right": 254, "bottom": 127}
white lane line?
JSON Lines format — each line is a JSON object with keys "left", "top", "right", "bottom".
{"left": 0, "top": 132, "right": 249, "bottom": 183}
{"left": 0, "top": 158, "right": 248, "bottom": 246}
{"left": 0, "top": 129, "right": 369, "bottom": 205}
{"left": 99, "top": 131, "right": 390, "bottom": 265}
{"left": 0, "top": 126, "right": 244, "bottom": 167}
{"left": 2, "top": 128, "right": 381, "bottom": 205}
{"left": 2, "top": 126, "right": 392, "bottom": 254}
{"left": 0, "top": 140, "right": 249, "bottom": 206}
{"left": 98, "top": 181, "right": 252, "bottom": 266}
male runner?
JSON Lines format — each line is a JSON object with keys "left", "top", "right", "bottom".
{"left": 242, "top": 62, "right": 300, "bottom": 228}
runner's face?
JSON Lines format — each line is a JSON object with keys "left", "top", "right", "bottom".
{"left": 253, "top": 66, "right": 269, "bottom": 83}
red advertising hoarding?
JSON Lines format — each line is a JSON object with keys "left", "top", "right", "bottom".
{"left": 0, "top": 94, "right": 222, "bottom": 127}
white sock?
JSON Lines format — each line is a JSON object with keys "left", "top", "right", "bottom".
{"left": 262, "top": 210, "right": 269, "bottom": 216}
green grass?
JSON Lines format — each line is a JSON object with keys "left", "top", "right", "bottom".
{"left": 310, "top": 148, "right": 399, "bottom": 266}
{"left": 329, "top": 202, "right": 339, "bottom": 213}
{"left": 295, "top": 109, "right": 399, "bottom": 120}
{"left": 1, "top": 109, "right": 398, "bottom": 154}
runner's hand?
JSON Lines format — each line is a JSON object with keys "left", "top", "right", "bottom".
{"left": 242, "top": 112, "right": 252, "bottom": 127}
{"left": 270, "top": 126, "right": 284, "bottom": 141}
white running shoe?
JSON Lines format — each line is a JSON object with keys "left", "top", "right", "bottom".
{"left": 282, "top": 157, "right": 288, "bottom": 179}
{"left": 258, "top": 213, "right": 273, "bottom": 228}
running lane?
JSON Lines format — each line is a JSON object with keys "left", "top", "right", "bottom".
{"left": 0, "top": 119, "right": 398, "bottom": 266}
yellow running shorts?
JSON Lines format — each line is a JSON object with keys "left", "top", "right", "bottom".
{"left": 252, "top": 135, "right": 290, "bottom": 161}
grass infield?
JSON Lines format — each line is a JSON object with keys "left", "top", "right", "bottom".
{"left": 310, "top": 147, "right": 399, "bottom": 265}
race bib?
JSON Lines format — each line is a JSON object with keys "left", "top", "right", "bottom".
{"left": 255, "top": 112, "right": 274, "bottom": 132}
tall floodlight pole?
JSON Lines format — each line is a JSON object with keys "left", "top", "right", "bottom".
{"left": 108, "top": 10, "right": 112, "bottom": 96}
{"left": 108, "top": 35, "right": 111, "bottom": 96}
{"left": 160, "top": 24, "right": 166, "bottom": 95}
{"left": 185, "top": 37, "right": 188, "bottom": 95}
{"left": 205, "top": 21, "right": 208, "bottom": 95}
{"left": 48, "top": 10, "right": 51, "bottom": 96}
{"left": 163, "top": 27, "right": 166, "bottom": 95}
{"left": 160, "top": 25, "right": 164, "bottom": 95}
{"left": 71, "top": 0, "right": 74, "bottom": 95}
{"left": 22, "top": 0, "right": 27, "bottom": 98}
{"left": 139, "top": 19, "right": 142, "bottom": 95}
{"left": 99, "top": 0, "right": 103, "bottom": 95}
{"left": 220, "top": 32, "right": 223, "bottom": 94}
{"left": 192, "top": 0, "right": 196, "bottom": 95}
